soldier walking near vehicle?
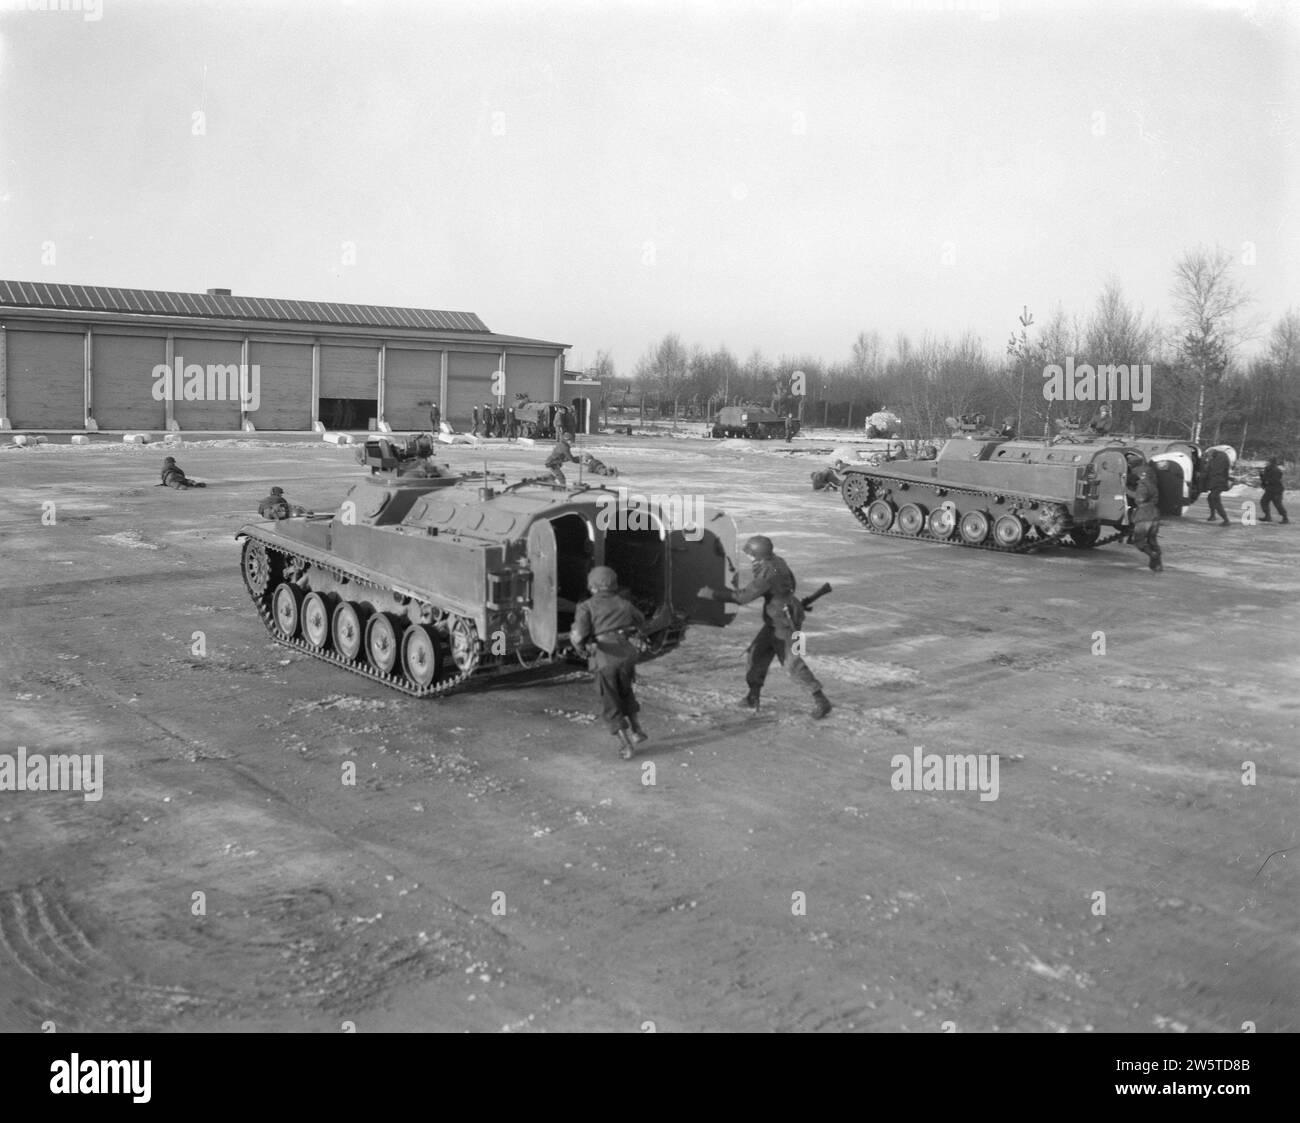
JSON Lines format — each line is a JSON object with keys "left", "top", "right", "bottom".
{"left": 784, "top": 415, "right": 795, "bottom": 442}
{"left": 160, "top": 456, "right": 206, "bottom": 489}
{"left": 471, "top": 405, "right": 481, "bottom": 436}
{"left": 506, "top": 404, "right": 518, "bottom": 441}
{"left": 698, "top": 535, "right": 832, "bottom": 719}
{"left": 1259, "top": 457, "right": 1289, "bottom": 524}
{"left": 1125, "top": 452, "right": 1163, "bottom": 573}
{"left": 546, "top": 434, "right": 580, "bottom": 486}
{"left": 428, "top": 403, "right": 441, "bottom": 433}
{"left": 482, "top": 402, "right": 495, "bottom": 438}
{"left": 494, "top": 402, "right": 507, "bottom": 439}
{"left": 570, "top": 566, "right": 648, "bottom": 760}
{"left": 1201, "top": 446, "right": 1232, "bottom": 526}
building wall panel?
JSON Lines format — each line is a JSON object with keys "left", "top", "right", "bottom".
{"left": 446, "top": 352, "right": 500, "bottom": 426}
{"left": 171, "top": 337, "right": 244, "bottom": 430}
{"left": 320, "top": 345, "right": 378, "bottom": 399}
{"left": 384, "top": 348, "right": 440, "bottom": 431}
{"left": 6, "top": 329, "right": 84, "bottom": 428}
{"left": 505, "top": 353, "right": 557, "bottom": 406}
{"left": 247, "top": 340, "right": 313, "bottom": 430}
{"left": 93, "top": 333, "right": 167, "bottom": 430}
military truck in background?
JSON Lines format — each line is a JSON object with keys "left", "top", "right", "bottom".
{"left": 709, "top": 404, "right": 797, "bottom": 439}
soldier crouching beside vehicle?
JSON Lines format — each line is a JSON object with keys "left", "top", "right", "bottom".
{"left": 160, "top": 456, "right": 206, "bottom": 489}
{"left": 698, "top": 535, "right": 832, "bottom": 719}
{"left": 570, "top": 566, "right": 648, "bottom": 760}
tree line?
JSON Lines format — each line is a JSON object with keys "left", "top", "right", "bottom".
{"left": 586, "top": 247, "right": 1300, "bottom": 458}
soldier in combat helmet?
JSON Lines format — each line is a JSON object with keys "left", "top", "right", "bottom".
{"left": 698, "top": 535, "right": 832, "bottom": 719}
{"left": 1124, "top": 451, "right": 1163, "bottom": 573}
{"left": 258, "top": 486, "right": 311, "bottom": 519}
{"left": 570, "top": 565, "right": 648, "bottom": 760}
{"left": 160, "top": 456, "right": 205, "bottom": 489}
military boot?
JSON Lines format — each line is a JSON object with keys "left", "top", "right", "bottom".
{"left": 741, "top": 687, "right": 761, "bottom": 710}
{"left": 615, "top": 726, "right": 636, "bottom": 760}
{"left": 810, "top": 690, "right": 832, "bottom": 720}
{"left": 627, "top": 715, "right": 649, "bottom": 745}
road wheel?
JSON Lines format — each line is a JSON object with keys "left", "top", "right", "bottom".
{"left": 401, "top": 624, "right": 443, "bottom": 687}
{"left": 301, "top": 591, "right": 334, "bottom": 650}
{"left": 897, "top": 503, "right": 927, "bottom": 535}
{"left": 866, "top": 499, "right": 895, "bottom": 531}
{"left": 449, "top": 616, "right": 480, "bottom": 675}
{"left": 271, "top": 583, "right": 302, "bottom": 639}
{"left": 927, "top": 507, "right": 957, "bottom": 539}
{"left": 959, "top": 510, "right": 990, "bottom": 545}
{"left": 1070, "top": 523, "right": 1101, "bottom": 548}
{"left": 365, "top": 613, "right": 400, "bottom": 674}
{"left": 993, "top": 514, "right": 1026, "bottom": 549}
{"left": 333, "top": 601, "right": 365, "bottom": 661}
{"left": 842, "top": 474, "right": 871, "bottom": 508}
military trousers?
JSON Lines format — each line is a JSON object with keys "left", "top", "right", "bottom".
{"left": 594, "top": 660, "right": 640, "bottom": 734}
{"left": 1261, "top": 489, "right": 1288, "bottom": 521}
{"left": 746, "top": 625, "right": 822, "bottom": 694}
{"left": 1206, "top": 489, "right": 1229, "bottom": 522}
{"left": 1131, "top": 517, "right": 1161, "bottom": 568}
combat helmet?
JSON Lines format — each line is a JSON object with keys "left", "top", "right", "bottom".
{"left": 742, "top": 535, "right": 773, "bottom": 560}
{"left": 270, "top": 486, "right": 284, "bottom": 495}
{"left": 587, "top": 566, "right": 619, "bottom": 592}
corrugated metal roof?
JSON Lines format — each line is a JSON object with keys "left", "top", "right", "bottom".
{"left": 0, "top": 280, "right": 489, "bottom": 333}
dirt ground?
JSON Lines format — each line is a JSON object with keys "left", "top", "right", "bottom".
{"left": 1, "top": 432, "right": 1296, "bottom": 1033}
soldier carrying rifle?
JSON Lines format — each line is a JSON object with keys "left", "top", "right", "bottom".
{"left": 698, "top": 535, "right": 833, "bottom": 720}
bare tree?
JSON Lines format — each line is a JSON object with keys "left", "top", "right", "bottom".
{"left": 634, "top": 334, "right": 690, "bottom": 426}
{"left": 1169, "top": 246, "right": 1254, "bottom": 443}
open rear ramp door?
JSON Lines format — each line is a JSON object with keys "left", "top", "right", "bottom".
{"left": 525, "top": 518, "right": 558, "bottom": 652}
{"left": 668, "top": 505, "right": 740, "bottom": 627}
{"left": 1150, "top": 451, "right": 1195, "bottom": 515}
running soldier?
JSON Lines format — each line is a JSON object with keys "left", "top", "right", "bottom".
{"left": 1259, "top": 457, "right": 1289, "bottom": 524}
{"left": 698, "top": 535, "right": 832, "bottom": 719}
{"left": 1125, "top": 452, "right": 1163, "bottom": 573}
{"left": 1201, "top": 446, "right": 1232, "bottom": 526}
{"left": 546, "top": 434, "right": 580, "bottom": 486}
{"left": 570, "top": 566, "right": 648, "bottom": 759}
{"left": 160, "top": 456, "right": 205, "bottom": 489}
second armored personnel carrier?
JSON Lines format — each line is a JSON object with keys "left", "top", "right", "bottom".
{"left": 709, "top": 404, "right": 795, "bottom": 439}
{"left": 839, "top": 435, "right": 1201, "bottom": 552}
{"left": 238, "top": 474, "right": 740, "bottom": 696}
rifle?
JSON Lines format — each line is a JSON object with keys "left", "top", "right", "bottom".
{"left": 799, "top": 582, "right": 833, "bottom": 612}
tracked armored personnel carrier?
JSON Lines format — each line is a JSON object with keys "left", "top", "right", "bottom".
{"left": 710, "top": 404, "right": 795, "bottom": 439}
{"left": 839, "top": 435, "right": 1201, "bottom": 552}
{"left": 237, "top": 474, "right": 739, "bottom": 696}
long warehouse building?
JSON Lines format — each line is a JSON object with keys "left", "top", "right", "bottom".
{"left": 0, "top": 280, "right": 569, "bottom": 432}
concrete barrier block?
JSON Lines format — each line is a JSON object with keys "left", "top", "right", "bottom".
{"left": 312, "top": 421, "right": 326, "bottom": 433}
{"left": 166, "top": 419, "right": 181, "bottom": 432}
{"left": 123, "top": 433, "right": 151, "bottom": 444}
{"left": 0, "top": 418, "right": 10, "bottom": 430}
{"left": 516, "top": 436, "right": 536, "bottom": 447}
{"left": 322, "top": 432, "right": 354, "bottom": 445}
{"left": 378, "top": 420, "right": 393, "bottom": 434}
{"left": 71, "top": 435, "right": 92, "bottom": 445}
{"left": 84, "top": 417, "right": 99, "bottom": 431}
{"left": 242, "top": 418, "right": 256, "bottom": 432}
{"left": 162, "top": 433, "right": 184, "bottom": 448}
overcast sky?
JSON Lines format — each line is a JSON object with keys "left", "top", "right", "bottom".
{"left": 0, "top": 0, "right": 1294, "bottom": 371}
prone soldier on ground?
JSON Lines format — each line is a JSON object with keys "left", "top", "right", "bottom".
{"left": 581, "top": 452, "right": 618, "bottom": 477}
{"left": 160, "top": 456, "right": 206, "bottom": 489}
{"left": 569, "top": 565, "right": 648, "bottom": 760}
{"left": 811, "top": 447, "right": 855, "bottom": 492}
{"left": 258, "top": 485, "right": 311, "bottom": 520}
{"left": 698, "top": 535, "right": 832, "bottom": 720}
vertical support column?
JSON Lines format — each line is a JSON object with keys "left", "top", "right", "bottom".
{"left": 553, "top": 353, "right": 563, "bottom": 403}
{"left": 311, "top": 340, "right": 322, "bottom": 432}
{"left": 84, "top": 326, "right": 99, "bottom": 430}
{"left": 0, "top": 323, "right": 10, "bottom": 429}
{"left": 240, "top": 337, "right": 255, "bottom": 431}
{"left": 499, "top": 348, "right": 508, "bottom": 407}
{"left": 163, "top": 334, "right": 177, "bottom": 430}
{"left": 439, "top": 350, "right": 448, "bottom": 418}
{"left": 377, "top": 343, "right": 391, "bottom": 432}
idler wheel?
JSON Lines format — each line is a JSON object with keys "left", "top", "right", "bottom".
{"left": 301, "top": 591, "right": 334, "bottom": 650}
{"left": 993, "top": 514, "right": 1026, "bottom": 549}
{"left": 401, "top": 624, "right": 443, "bottom": 688}
{"left": 271, "top": 583, "right": 302, "bottom": 639}
{"left": 927, "top": 506, "right": 957, "bottom": 539}
{"left": 866, "top": 499, "right": 896, "bottom": 531}
{"left": 242, "top": 539, "right": 272, "bottom": 597}
{"left": 897, "top": 503, "right": 927, "bottom": 536}
{"left": 959, "top": 510, "right": 990, "bottom": 545}
{"left": 364, "top": 613, "right": 400, "bottom": 675}
{"left": 842, "top": 473, "right": 871, "bottom": 508}
{"left": 333, "top": 601, "right": 366, "bottom": 661}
